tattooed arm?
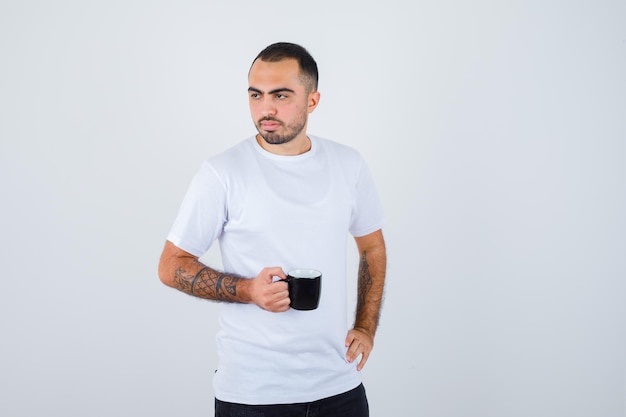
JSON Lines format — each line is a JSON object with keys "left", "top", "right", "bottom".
{"left": 345, "top": 229, "right": 387, "bottom": 371}
{"left": 158, "top": 241, "right": 291, "bottom": 312}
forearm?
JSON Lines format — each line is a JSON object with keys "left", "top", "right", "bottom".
{"left": 354, "top": 231, "right": 387, "bottom": 337}
{"left": 158, "top": 241, "right": 252, "bottom": 303}
{"left": 172, "top": 260, "right": 251, "bottom": 302}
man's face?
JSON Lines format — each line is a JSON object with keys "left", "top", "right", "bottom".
{"left": 248, "top": 58, "right": 318, "bottom": 146}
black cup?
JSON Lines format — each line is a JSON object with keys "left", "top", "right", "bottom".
{"left": 286, "top": 269, "right": 322, "bottom": 311}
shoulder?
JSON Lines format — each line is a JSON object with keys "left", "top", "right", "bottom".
{"left": 313, "top": 135, "right": 363, "bottom": 164}
{"left": 204, "top": 137, "right": 256, "bottom": 172}
{"left": 314, "top": 137, "right": 367, "bottom": 179}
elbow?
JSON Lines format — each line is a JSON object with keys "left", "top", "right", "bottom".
{"left": 158, "top": 263, "right": 179, "bottom": 289}
{"left": 158, "top": 261, "right": 171, "bottom": 287}
{"left": 158, "top": 250, "right": 176, "bottom": 288}
{"left": 158, "top": 240, "right": 197, "bottom": 289}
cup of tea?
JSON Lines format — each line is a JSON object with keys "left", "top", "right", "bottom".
{"left": 285, "top": 269, "right": 322, "bottom": 311}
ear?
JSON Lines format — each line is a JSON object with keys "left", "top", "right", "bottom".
{"left": 307, "top": 91, "right": 321, "bottom": 114}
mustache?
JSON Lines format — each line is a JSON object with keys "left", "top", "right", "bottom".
{"left": 258, "top": 117, "right": 282, "bottom": 123}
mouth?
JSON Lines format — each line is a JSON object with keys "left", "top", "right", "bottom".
{"left": 259, "top": 119, "right": 282, "bottom": 131}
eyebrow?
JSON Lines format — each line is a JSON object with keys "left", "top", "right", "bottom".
{"left": 248, "top": 87, "right": 296, "bottom": 95}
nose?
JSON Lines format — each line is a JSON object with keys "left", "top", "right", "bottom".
{"left": 259, "top": 97, "right": 276, "bottom": 118}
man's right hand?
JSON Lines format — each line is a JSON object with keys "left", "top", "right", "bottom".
{"left": 248, "top": 267, "right": 291, "bottom": 312}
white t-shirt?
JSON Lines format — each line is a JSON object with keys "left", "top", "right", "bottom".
{"left": 167, "top": 135, "right": 385, "bottom": 404}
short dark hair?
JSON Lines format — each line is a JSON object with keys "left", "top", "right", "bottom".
{"left": 252, "top": 42, "right": 319, "bottom": 93}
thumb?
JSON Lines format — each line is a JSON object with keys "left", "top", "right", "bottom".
{"left": 260, "top": 266, "right": 286, "bottom": 283}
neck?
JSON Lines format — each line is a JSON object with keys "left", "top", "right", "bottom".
{"left": 256, "top": 134, "right": 311, "bottom": 156}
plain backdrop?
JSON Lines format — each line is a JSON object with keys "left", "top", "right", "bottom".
{"left": 1, "top": 1, "right": 625, "bottom": 416}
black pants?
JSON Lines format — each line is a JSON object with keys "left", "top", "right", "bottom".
{"left": 215, "top": 383, "right": 369, "bottom": 417}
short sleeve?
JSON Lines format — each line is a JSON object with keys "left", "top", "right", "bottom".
{"left": 166, "top": 162, "right": 227, "bottom": 257}
{"left": 349, "top": 156, "right": 385, "bottom": 237}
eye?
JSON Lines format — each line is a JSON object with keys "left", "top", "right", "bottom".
{"left": 276, "top": 93, "right": 288, "bottom": 99}
{"left": 250, "top": 93, "right": 260, "bottom": 99}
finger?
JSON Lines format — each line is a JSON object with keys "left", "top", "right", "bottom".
{"left": 259, "top": 267, "right": 286, "bottom": 283}
{"left": 271, "top": 296, "right": 291, "bottom": 312}
{"left": 345, "top": 332, "right": 356, "bottom": 347}
{"left": 271, "top": 280, "right": 289, "bottom": 293}
{"left": 346, "top": 339, "right": 362, "bottom": 362}
{"left": 266, "top": 285, "right": 290, "bottom": 308}
{"left": 268, "top": 289, "right": 289, "bottom": 304}
{"left": 266, "top": 266, "right": 286, "bottom": 279}
{"left": 268, "top": 279, "right": 288, "bottom": 294}
{"left": 357, "top": 351, "right": 370, "bottom": 371}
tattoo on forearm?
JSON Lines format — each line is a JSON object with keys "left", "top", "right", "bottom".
{"left": 174, "top": 267, "right": 193, "bottom": 293}
{"left": 174, "top": 265, "right": 241, "bottom": 302}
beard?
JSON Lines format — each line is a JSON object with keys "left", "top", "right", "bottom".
{"left": 255, "top": 111, "right": 307, "bottom": 145}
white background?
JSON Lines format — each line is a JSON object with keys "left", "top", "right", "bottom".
{"left": 1, "top": 1, "right": 625, "bottom": 416}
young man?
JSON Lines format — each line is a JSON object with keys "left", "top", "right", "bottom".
{"left": 159, "top": 42, "right": 386, "bottom": 417}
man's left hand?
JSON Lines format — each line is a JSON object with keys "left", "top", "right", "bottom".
{"left": 345, "top": 327, "right": 374, "bottom": 371}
